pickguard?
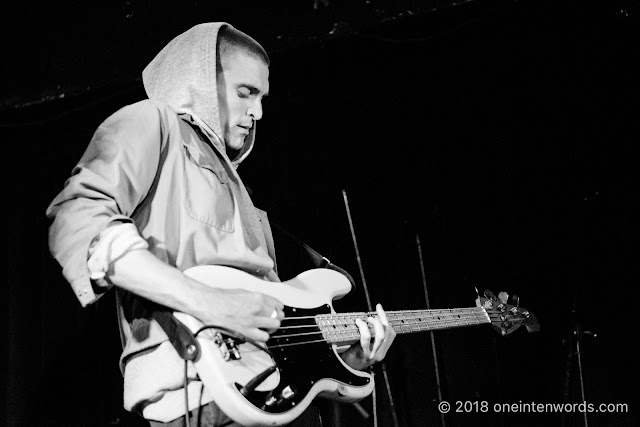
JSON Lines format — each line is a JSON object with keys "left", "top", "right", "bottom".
{"left": 236, "top": 304, "right": 371, "bottom": 413}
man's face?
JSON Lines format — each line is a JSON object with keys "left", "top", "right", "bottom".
{"left": 217, "top": 52, "right": 270, "bottom": 152}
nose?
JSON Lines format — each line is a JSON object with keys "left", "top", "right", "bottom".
{"left": 247, "top": 99, "right": 263, "bottom": 121}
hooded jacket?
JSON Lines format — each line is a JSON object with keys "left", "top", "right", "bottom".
{"left": 47, "top": 23, "right": 277, "bottom": 421}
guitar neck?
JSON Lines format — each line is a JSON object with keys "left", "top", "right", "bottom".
{"left": 316, "top": 307, "right": 490, "bottom": 346}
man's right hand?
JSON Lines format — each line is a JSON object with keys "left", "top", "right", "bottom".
{"left": 195, "top": 287, "right": 284, "bottom": 343}
{"left": 107, "top": 249, "right": 284, "bottom": 344}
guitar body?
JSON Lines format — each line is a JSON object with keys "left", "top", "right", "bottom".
{"left": 175, "top": 265, "right": 373, "bottom": 427}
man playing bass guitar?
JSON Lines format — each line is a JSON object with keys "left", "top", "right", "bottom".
{"left": 47, "top": 23, "right": 396, "bottom": 427}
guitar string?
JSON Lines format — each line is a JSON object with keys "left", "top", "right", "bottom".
{"left": 196, "top": 309, "right": 524, "bottom": 350}
{"left": 275, "top": 317, "right": 495, "bottom": 331}
{"left": 278, "top": 318, "right": 494, "bottom": 332}
{"left": 273, "top": 321, "right": 491, "bottom": 336}
{"left": 276, "top": 313, "right": 492, "bottom": 324}
{"left": 266, "top": 324, "right": 526, "bottom": 349}
{"left": 246, "top": 320, "right": 508, "bottom": 351}
{"left": 278, "top": 312, "right": 490, "bottom": 326}
{"left": 281, "top": 308, "right": 488, "bottom": 320}
{"left": 280, "top": 309, "right": 520, "bottom": 322}
{"left": 278, "top": 312, "right": 520, "bottom": 323}
{"left": 219, "top": 316, "right": 525, "bottom": 351}
{"left": 272, "top": 316, "right": 507, "bottom": 331}
{"left": 267, "top": 316, "right": 520, "bottom": 343}
{"left": 272, "top": 319, "right": 521, "bottom": 338}
{"left": 255, "top": 319, "right": 503, "bottom": 350}
{"left": 274, "top": 312, "right": 512, "bottom": 326}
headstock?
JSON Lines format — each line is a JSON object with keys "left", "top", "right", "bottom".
{"left": 477, "top": 289, "right": 540, "bottom": 336}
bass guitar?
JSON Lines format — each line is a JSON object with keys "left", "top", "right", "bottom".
{"left": 173, "top": 265, "right": 538, "bottom": 426}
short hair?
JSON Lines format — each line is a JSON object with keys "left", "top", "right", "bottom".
{"left": 217, "top": 26, "right": 270, "bottom": 72}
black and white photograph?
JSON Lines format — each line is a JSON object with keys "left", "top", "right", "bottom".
{"left": 3, "top": 1, "right": 638, "bottom": 426}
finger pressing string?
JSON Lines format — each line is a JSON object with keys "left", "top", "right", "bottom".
{"left": 369, "top": 317, "right": 385, "bottom": 358}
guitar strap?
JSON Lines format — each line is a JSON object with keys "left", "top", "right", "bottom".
{"left": 150, "top": 304, "right": 201, "bottom": 361}
{"left": 151, "top": 222, "right": 356, "bottom": 362}
{"left": 271, "top": 221, "right": 357, "bottom": 290}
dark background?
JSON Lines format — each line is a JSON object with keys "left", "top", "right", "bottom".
{"left": 3, "top": 0, "right": 639, "bottom": 426}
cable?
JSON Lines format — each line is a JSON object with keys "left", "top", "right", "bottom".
{"left": 181, "top": 325, "right": 244, "bottom": 427}
{"left": 192, "top": 324, "right": 281, "bottom": 403}
{"left": 196, "top": 325, "right": 280, "bottom": 396}
{"left": 239, "top": 365, "right": 279, "bottom": 397}
{"left": 184, "top": 360, "right": 191, "bottom": 427}
{"left": 194, "top": 325, "right": 277, "bottom": 360}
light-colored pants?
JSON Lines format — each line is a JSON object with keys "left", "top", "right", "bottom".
{"left": 148, "top": 401, "right": 240, "bottom": 427}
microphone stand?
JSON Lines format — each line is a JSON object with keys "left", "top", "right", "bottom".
{"left": 415, "top": 233, "right": 446, "bottom": 427}
{"left": 342, "top": 190, "right": 400, "bottom": 427}
{"left": 562, "top": 304, "right": 594, "bottom": 427}
{"left": 561, "top": 191, "right": 598, "bottom": 427}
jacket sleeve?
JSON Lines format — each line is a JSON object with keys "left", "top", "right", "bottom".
{"left": 46, "top": 100, "right": 166, "bottom": 306}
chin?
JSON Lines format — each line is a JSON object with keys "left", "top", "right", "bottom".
{"left": 225, "top": 136, "right": 245, "bottom": 150}
{"left": 226, "top": 137, "right": 246, "bottom": 152}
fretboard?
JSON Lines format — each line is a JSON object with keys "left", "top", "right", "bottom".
{"left": 316, "top": 307, "right": 490, "bottom": 345}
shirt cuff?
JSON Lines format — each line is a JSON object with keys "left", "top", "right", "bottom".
{"left": 71, "top": 275, "right": 100, "bottom": 307}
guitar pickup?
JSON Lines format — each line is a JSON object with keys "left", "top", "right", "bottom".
{"left": 213, "top": 332, "right": 241, "bottom": 361}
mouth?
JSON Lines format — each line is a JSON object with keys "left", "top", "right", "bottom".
{"left": 237, "top": 124, "right": 252, "bottom": 135}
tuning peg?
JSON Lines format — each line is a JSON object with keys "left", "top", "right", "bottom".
{"left": 511, "top": 294, "right": 520, "bottom": 307}
{"left": 498, "top": 291, "right": 509, "bottom": 304}
{"left": 484, "top": 290, "right": 498, "bottom": 300}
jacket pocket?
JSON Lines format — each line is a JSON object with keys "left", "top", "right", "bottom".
{"left": 183, "top": 145, "right": 235, "bottom": 232}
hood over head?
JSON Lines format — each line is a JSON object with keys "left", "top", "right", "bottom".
{"left": 142, "top": 22, "right": 258, "bottom": 167}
